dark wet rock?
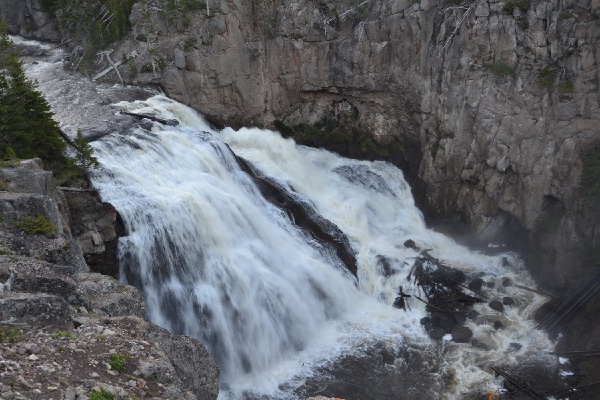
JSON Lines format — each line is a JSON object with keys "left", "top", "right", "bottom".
{"left": 403, "top": 239, "right": 418, "bottom": 250}
{"left": 489, "top": 300, "right": 504, "bottom": 312}
{"left": 380, "top": 348, "right": 395, "bottom": 365}
{"left": 65, "top": 190, "right": 124, "bottom": 278}
{"left": 420, "top": 316, "right": 431, "bottom": 325}
{"left": 234, "top": 154, "right": 357, "bottom": 276}
{"left": 503, "top": 296, "right": 516, "bottom": 306}
{"left": 451, "top": 326, "right": 473, "bottom": 343}
{"left": 454, "top": 313, "right": 467, "bottom": 325}
{"left": 299, "top": 344, "right": 446, "bottom": 399}
{"left": 433, "top": 312, "right": 455, "bottom": 330}
{"left": 509, "top": 342, "right": 522, "bottom": 351}
{"left": 502, "top": 277, "right": 512, "bottom": 287}
{"left": 377, "top": 255, "right": 396, "bottom": 277}
{"left": 471, "top": 339, "right": 489, "bottom": 350}
{"left": 468, "top": 278, "right": 484, "bottom": 292}
{"left": 429, "top": 327, "right": 447, "bottom": 340}
{"left": 145, "top": 319, "right": 220, "bottom": 400}
{"left": 501, "top": 257, "right": 510, "bottom": 267}
{"left": 468, "top": 310, "right": 480, "bottom": 320}
{"left": 486, "top": 281, "right": 495, "bottom": 288}
{"left": 493, "top": 321, "right": 504, "bottom": 331}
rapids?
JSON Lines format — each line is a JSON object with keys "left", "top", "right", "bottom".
{"left": 17, "top": 36, "right": 556, "bottom": 399}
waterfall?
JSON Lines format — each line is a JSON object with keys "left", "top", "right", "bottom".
{"left": 13, "top": 32, "right": 556, "bottom": 400}
{"left": 89, "top": 96, "right": 554, "bottom": 399}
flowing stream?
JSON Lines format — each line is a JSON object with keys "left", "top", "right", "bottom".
{"left": 17, "top": 37, "right": 557, "bottom": 399}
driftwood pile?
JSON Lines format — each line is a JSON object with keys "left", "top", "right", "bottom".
{"left": 399, "top": 242, "right": 486, "bottom": 343}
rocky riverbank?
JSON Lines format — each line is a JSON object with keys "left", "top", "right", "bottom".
{"left": 0, "top": 159, "right": 219, "bottom": 400}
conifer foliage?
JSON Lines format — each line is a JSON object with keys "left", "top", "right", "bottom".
{"left": 0, "top": 22, "right": 66, "bottom": 163}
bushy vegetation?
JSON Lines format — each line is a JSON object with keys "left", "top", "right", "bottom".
{"left": 0, "top": 327, "right": 20, "bottom": 343}
{"left": 0, "top": 22, "right": 66, "bottom": 164}
{"left": 483, "top": 62, "right": 514, "bottom": 78}
{"left": 88, "top": 388, "right": 115, "bottom": 400}
{"left": 503, "top": 0, "right": 529, "bottom": 13}
{"left": 50, "top": 330, "right": 75, "bottom": 340}
{"left": 73, "top": 130, "right": 100, "bottom": 170}
{"left": 0, "top": 21, "right": 100, "bottom": 186}
{"left": 538, "top": 67, "right": 556, "bottom": 87}
{"left": 39, "top": 0, "right": 136, "bottom": 72}
{"left": 15, "top": 215, "right": 58, "bottom": 236}
{"left": 273, "top": 118, "right": 409, "bottom": 160}
{"left": 0, "top": 178, "right": 9, "bottom": 191}
{"left": 558, "top": 80, "right": 575, "bottom": 93}
{"left": 108, "top": 353, "right": 131, "bottom": 372}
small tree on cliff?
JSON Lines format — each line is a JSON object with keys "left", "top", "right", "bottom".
{"left": 72, "top": 130, "right": 99, "bottom": 171}
{"left": 0, "top": 21, "right": 66, "bottom": 164}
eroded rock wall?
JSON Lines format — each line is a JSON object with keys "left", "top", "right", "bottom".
{"left": 110, "top": 0, "right": 600, "bottom": 290}
{"left": 0, "top": 0, "right": 60, "bottom": 41}
{"left": 3, "top": 0, "right": 599, "bottom": 289}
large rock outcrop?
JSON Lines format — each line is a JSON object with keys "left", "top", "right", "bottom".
{"left": 109, "top": 0, "right": 598, "bottom": 290}
{"left": 3, "top": 0, "right": 599, "bottom": 289}
{"left": 0, "top": 0, "right": 59, "bottom": 41}
{"left": 0, "top": 160, "right": 220, "bottom": 400}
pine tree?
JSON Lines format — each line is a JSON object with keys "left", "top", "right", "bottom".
{"left": 0, "top": 20, "right": 66, "bottom": 163}
{"left": 73, "top": 130, "right": 99, "bottom": 170}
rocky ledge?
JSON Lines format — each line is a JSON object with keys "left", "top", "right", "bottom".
{"left": 0, "top": 159, "right": 219, "bottom": 400}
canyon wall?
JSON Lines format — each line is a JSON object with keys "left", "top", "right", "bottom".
{"left": 3, "top": 0, "right": 600, "bottom": 290}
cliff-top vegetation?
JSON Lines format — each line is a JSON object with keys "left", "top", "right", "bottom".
{"left": 0, "top": 21, "right": 66, "bottom": 165}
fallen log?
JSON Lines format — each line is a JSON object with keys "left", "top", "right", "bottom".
{"left": 414, "top": 295, "right": 469, "bottom": 318}
{"left": 119, "top": 111, "right": 179, "bottom": 126}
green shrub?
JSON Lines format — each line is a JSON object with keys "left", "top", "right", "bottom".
{"left": 483, "top": 62, "right": 514, "bottom": 78}
{"left": 0, "top": 179, "right": 9, "bottom": 191}
{"left": 539, "top": 68, "right": 556, "bottom": 87}
{"left": 0, "top": 148, "right": 20, "bottom": 168}
{"left": 73, "top": 130, "right": 99, "bottom": 170}
{"left": 15, "top": 215, "right": 58, "bottom": 236}
{"left": 558, "top": 80, "right": 575, "bottom": 93}
{"left": 109, "top": 353, "right": 130, "bottom": 372}
{"left": 89, "top": 388, "right": 115, "bottom": 400}
{"left": 50, "top": 330, "right": 75, "bottom": 340}
{"left": 184, "top": 37, "right": 197, "bottom": 52}
{"left": 0, "top": 327, "right": 20, "bottom": 343}
{"left": 41, "top": 0, "right": 136, "bottom": 48}
{"left": 503, "top": 0, "right": 529, "bottom": 12}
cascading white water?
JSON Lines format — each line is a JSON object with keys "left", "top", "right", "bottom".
{"left": 14, "top": 35, "right": 556, "bottom": 397}
{"left": 88, "top": 96, "right": 555, "bottom": 399}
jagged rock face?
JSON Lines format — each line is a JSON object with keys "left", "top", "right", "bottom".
{"left": 4, "top": 0, "right": 600, "bottom": 288}
{"left": 111, "top": 0, "right": 599, "bottom": 289}
{"left": 0, "top": 160, "right": 220, "bottom": 399}
{"left": 0, "top": 0, "right": 59, "bottom": 41}
{"left": 66, "top": 190, "right": 125, "bottom": 277}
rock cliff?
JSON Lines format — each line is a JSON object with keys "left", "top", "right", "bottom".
{"left": 3, "top": 0, "right": 600, "bottom": 292}
{"left": 112, "top": 0, "right": 599, "bottom": 291}
{"left": 0, "top": 160, "right": 220, "bottom": 400}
